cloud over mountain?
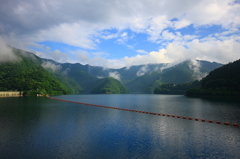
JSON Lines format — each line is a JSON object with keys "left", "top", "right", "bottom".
{"left": 0, "top": 0, "right": 240, "bottom": 68}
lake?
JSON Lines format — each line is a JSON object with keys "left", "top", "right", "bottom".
{"left": 0, "top": 94, "right": 240, "bottom": 158}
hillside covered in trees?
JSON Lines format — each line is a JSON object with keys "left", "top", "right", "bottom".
{"left": 186, "top": 59, "right": 240, "bottom": 97}
{"left": 125, "top": 60, "right": 222, "bottom": 93}
{"left": 154, "top": 80, "right": 200, "bottom": 94}
{"left": 90, "top": 77, "right": 129, "bottom": 94}
{"left": 0, "top": 48, "right": 82, "bottom": 95}
{"left": 1, "top": 47, "right": 224, "bottom": 95}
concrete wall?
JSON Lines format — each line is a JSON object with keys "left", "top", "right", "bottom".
{"left": 0, "top": 91, "right": 23, "bottom": 97}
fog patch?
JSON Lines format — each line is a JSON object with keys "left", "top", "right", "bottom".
{"left": 153, "top": 63, "right": 169, "bottom": 72}
{"left": 109, "top": 71, "right": 121, "bottom": 81}
{"left": 97, "top": 76, "right": 105, "bottom": 79}
{"left": 19, "top": 50, "right": 37, "bottom": 61}
{"left": 0, "top": 38, "right": 19, "bottom": 63}
{"left": 136, "top": 65, "right": 149, "bottom": 76}
{"left": 62, "top": 68, "right": 70, "bottom": 75}
{"left": 188, "top": 60, "right": 208, "bottom": 80}
{"left": 41, "top": 61, "right": 61, "bottom": 73}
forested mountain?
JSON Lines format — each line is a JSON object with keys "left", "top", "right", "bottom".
{"left": 125, "top": 60, "right": 222, "bottom": 93}
{"left": 154, "top": 80, "right": 200, "bottom": 94}
{"left": 124, "top": 71, "right": 162, "bottom": 93}
{"left": 42, "top": 56, "right": 222, "bottom": 93}
{"left": 0, "top": 47, "right": 224, "bottom": 95}
{"left": 57, "top": 62, "right": 167, "bottom": 84}
{"left": 0, "top": 48, "right": 82, "bottom": 95}
{"left": 186, "top": 59, "right": 240, "bottom": 97}
{"left": 90, "top": 77, "right": 129, "bottom": 94}
{"left": 58, "top": 63, "right": 100, "bottom": 93}
{"left": 160, "top": 60, "right": 222, "bottom": 84}
{"left": 152, "top": 60, "right": 223, "bottom": 95}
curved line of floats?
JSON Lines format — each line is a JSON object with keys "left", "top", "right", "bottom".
{"left": 47, "top": 95, "right": 239, "bottom": 127}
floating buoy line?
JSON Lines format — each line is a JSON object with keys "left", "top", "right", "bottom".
{"left": 46, "top": 95, "right": 239, "bottom": 127}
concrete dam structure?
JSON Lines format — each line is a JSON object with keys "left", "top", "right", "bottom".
{"left": 0, "top": 91, "right": 23, "bottom": 97}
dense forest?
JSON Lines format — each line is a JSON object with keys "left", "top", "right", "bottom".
{"left": 90, "top": 77, "right": 129, "bottom": 94}
{"left": 126, "top": 60, "right": 222, "bottom": 93}
{"left": 186, "top": 59, "right": 240, "bottom": 97}
{"left": 154, "top": 80, "right": 200, "bottom": 94}
{"left": 0, "top": 48, "right": 82, "bottom": 95}
{"left": 1, "top": 47, "right": 225, "bottom": 95}
{"left": 125, "top": 71, "right": 162, "bottom": 93}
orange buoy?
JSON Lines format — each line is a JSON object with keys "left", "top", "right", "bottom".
{"left": 158, "top": 113, "right": 161, "bottom": 115}
{"left": 172, "top": 115, "right": 175, "bottom": 117}
{"left": 233, "top": 123, "right": 238, "bottom": 126}
{"left": 146, "top": 112, "right": 148, "bottom": 114}
{"left": 167, "top": 114, "right": 170, "bottom": 117}
{"left": 150, "top": 112, "right": 152, "bottom": 114}
{"left": 195, "top": 118, "right": 198, "bottom": 121}
{"left": 216, "top": 121, "right": 221, "bottom": 124}
{"left": 162, "top": 114, "right": 165, "bottom": 116}
{"left": 189, "top": 117, "right": 192, "bottom": 120}
{"left": 183, "top": 117, "right": 186, "bottom": 119}
{"left": 202, "top": 119, "right": 205, "bottom": 122}
{"left": 224, "top": 122, "right": 229, "bottom": 125}
{"left": 135, "top": 110, "right": 138, "bottom": 112}
{"left": 209, "top": 120, "right": 213, "bottom": 123}
{"left": 153, "top": 113, "right": 156, "bottom": 115}
{"left": 177, "top": 116, "right": 180, "bottom": 118}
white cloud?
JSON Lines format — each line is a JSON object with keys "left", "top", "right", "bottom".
{"left": 0, "top": 37, "right": 19, "bottom": 63}
{"left": 137, "top": 50, "right": 148, "bottom": 54}
{"left": 108, "top": 71, "right": 121, "bottom": 81}
{"left": 173, "top": 19, "right": 192, "bottom": 30}
{"left": 41, "top": 61, "right": 61, "bottom": 73}
{"left": 108, "top": 36, "right": 240, "bottom": 68}
{"left": 188, "top": 59, "right": 208, "bottom": 80}
{"left": 38, "top": 22, "right": 97, "bottom": 49}
{"left": 97, "top": 76, "right": 105, "bottom": 79}
{"left": 75, "top": 50, "right": 91, "bottom": 64}
{"left": 136, "top": 65, "right": 149, "bottom": 76}
{"left": 146, "top": 16, "right": 172, "bottom": 42}
{"left": 35, "top": 49, "right": 77, "bottom": 63}
{"left": 0, "top": 0, "right": 239, "bottom": 68}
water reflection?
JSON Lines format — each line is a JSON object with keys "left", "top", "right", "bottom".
{"left": 0, "top": 95, "right": 240, "bottom": 159}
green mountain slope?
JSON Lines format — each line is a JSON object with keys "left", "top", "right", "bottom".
{"left": 186, "top": 59, "right": 240, "bottom": 97}
{"left": 154, "top": 80, "right": 200, "bottom": 94}
{"left": 0, "top": 48, "right": 82, "bottom": 95}
{"left": 59, "top": 63, "right": 100, "bottom": 93}
{"left": 125, "top": 60, "right": 222, "bottom": 93}
{"left": 91, "top": 77, "right": 129, "bottom": 94}
{"left": 0, "top": 47, "right": 224, "bottom": 95}
{"left": 160, "top": 60, "right": 222, "bottom": 84}
{"left": 124, "top": 71, "right": 162, "bottom": 93}
{"left": 148, "top": 80, "right": 163, "bottom": 94}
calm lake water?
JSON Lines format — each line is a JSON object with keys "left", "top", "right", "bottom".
{"left": 0, "top": 94, "right": 240, "bottom": 159}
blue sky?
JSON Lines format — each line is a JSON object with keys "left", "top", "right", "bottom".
{"left": 0, "top": 0, "right": 240, "bottom": 68}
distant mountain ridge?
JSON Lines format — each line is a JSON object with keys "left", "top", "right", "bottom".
{"left": 0, "top": 48, "right": 82, "bottom": 95}
{"left": 0, "top": 47, "right": 224, "bottom": 94}
{"left": 91, "top": 77, "right": 128, "bottom": 94}
{"left": 186, "top": 59, "right": 240, "bottom": 97}
{"left": 41, "top": 56, "right": 223, "bottom": 93}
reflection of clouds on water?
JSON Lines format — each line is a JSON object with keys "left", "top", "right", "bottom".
{"left": 1, "top": 95, "right": 240, "bottom": 158}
